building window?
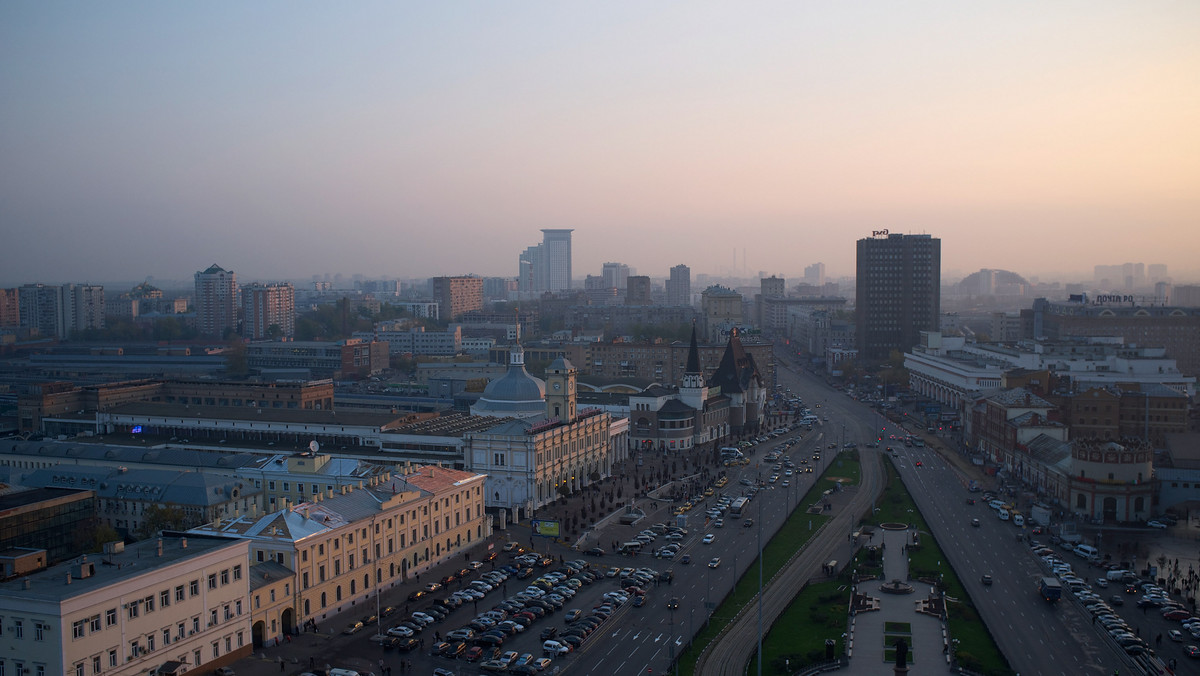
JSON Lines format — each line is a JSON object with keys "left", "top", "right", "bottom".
{"left": 233, "top": 565, "right": 242, "bottom": 580}
{"left": 92, "top": 656, "right": 101, "bottom": 675}
{"left": 210, "top": 609, "right": 218, "bottom": 627}
{"left": 160, "top": 590, "right": 170, "bottom": 608}
{"left": 175, "top": 585, "right": 185, "bottom": 602}
{"left": 109, "top": 651, "right": 118, "bottom": 668}
{"left": 221, "top": 569, "right": 230, "bottom": 585}
{"left": 106, "top": 609, "right": 117, "bottom": 626}
{"left": 208, "top": 574, "right": 217, "bottom": 590}
{"left": 72, "top": 620, "right": 86, "bottom": 639}
{"left": 163, "top": 628, "right": 171, "bottom": 646}
{"left": 90, "top": 615, "right": 101, "bottom": 632}
{"left": 190, "top": 580, "right": 200, "bottom": 596}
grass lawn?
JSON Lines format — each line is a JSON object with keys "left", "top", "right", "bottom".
{"left": 675, "top": 450, "right": 862, "bottom": 675}
{"left": 872, "top": 459, "right": 1014, "bottom": 676}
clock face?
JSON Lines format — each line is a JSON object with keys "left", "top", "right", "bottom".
{"left": 553, "top": 383, "right": 561, "bottom": 391}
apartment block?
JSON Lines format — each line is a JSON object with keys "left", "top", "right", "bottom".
{"left": 430, "top": 276, "right": 483, "bottom": 321}
{"left": 241, "top": 282, "right": 295, "bottom": 339}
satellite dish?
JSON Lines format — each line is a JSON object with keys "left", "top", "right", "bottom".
{"left": 309, "top": 440, "right": 320, "bottom": 453}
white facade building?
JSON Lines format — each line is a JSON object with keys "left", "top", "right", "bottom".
{"left": 0, "top": 535, "right": 252, "bottom": 676}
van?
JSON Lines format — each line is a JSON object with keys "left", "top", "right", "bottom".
{"left": 619, "top": 541, "right": 643, "bottom": 554}
{"left": 1073, "top": 544, "right": 1099, "bottom": 561}
{"left": 1012, "top": 514, "right": 1025, "bottom": 527}
{"left": 997, "top": 509, "right": 1010, "bottom": 521}
{"left": 1107, "top": 569, "right": 1132, "bottom": 581}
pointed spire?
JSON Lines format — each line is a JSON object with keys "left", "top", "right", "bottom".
{"left": 686, "top": 321, "right": 701, "bottom": 374}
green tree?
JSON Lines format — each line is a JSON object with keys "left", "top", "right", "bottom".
{"left": 89, "top": 523, "right": 123, "bottom": 551}
{"left": 265, "top": 323, "right": 284, "bottom": 340}
{"left": 225, "top": 340, "right": 248, "bottom": 377}
{"left": 136, "top": 505, "right": 193, "bottom": 539}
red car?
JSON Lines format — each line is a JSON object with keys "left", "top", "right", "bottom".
{"left": 465, "top": 646, "right": 485, "bottom": 662}
{"left": 1164, "top": 609, "right": 1191, "bottom": 621}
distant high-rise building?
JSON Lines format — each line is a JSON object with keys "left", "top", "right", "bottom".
{"left": 625, "top": 276, "right": 652, "bottom": 305}
{"left": 756, "top": 276, "right": 785, "bottom": 328}
{"left": 856, "top": 233, "right": 941, "bottom": 362}
{"left": 602, "top": 262, "right": 630, "bottom": 290}
{"left": 194, "top": 264, "right": 238, "bottom": 337}
{"left": 701, "top": 285, "right": 744, "bottom": 342}
{"left": 16, "top": 283, "right": 105, "bottom": 338}
{"left": 1094, "top": 263, "right": 1146, "bottom": 291}
{"left": 541, "top": 229, "right": 573, "bottom": 292}
{"left": 242, "top": 282, "right": 295, "bottom": 339}
{"left": 18, "top": 284, "right": 65, "bottom": 338}
{"left": 65, "top": 284, "right": 105, "bottom": 334}
{"left": 1173, "top": 285, "right": 1200, "bottom": 308}
{"left": 431, "top": 276, "right": 483, "bottom": 320}
{"left": 760, "top": 276, "right": 785, "bottom": 298}
{"left": 518, "top": 244, "right": 542, "bottom": 296}
{"left": 666, "top": 264, "right": 691, "bottom": 307}
{"left": 0, "top": 288, "right": 18, "bottom": 327}
{"left": 803, "top": 262, "right": 826, "bottom": 287}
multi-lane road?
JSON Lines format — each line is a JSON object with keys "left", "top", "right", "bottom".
{"left": 777, "top": 355, "right": 1136, "bottom": 675}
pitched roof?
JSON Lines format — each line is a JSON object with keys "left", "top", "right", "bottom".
{"left": 685, "top": 324, "right": 701, "bottom": 374}
{"left": 708, "top": 330, "right": 762, "bottom": 394}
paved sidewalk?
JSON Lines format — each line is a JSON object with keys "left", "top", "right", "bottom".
{"left": 843, "top": 526, "right": 950, "bottom": 675}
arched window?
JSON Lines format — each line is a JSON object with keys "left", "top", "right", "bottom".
{"left": 335, "top": 585, "right": 342, "bottom": 601}
{"left": 320, "top": 592, "right": 326, "bottom": 608}
{"left": 1076, "top": 494, "right": 1087, "bottom": 509}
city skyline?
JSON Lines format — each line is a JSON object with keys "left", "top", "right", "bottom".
{"left": 2, "top": 3, "right": 1198, "bottom": 286}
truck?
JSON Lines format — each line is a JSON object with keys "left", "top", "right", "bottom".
{"left": 1029, "top": 503, "right": 1052, "bottom": 527}
{"left": 1039, "top": 577, "right": 1063, "bottom": 602}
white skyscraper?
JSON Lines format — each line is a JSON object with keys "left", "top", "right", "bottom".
{"left": 541, "top": 229, "right": 573, "bottom": 292}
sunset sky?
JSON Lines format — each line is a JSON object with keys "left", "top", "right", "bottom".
{"left": 2, "top": 2, "right": 1198, "bottom": 286}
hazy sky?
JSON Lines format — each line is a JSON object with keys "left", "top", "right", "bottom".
{"left": 3, "top": 2, "right": 1198, "bottom": 287}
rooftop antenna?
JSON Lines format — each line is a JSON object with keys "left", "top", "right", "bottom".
{"left": 309, "top": 440, "right": 319, "bottom": 453}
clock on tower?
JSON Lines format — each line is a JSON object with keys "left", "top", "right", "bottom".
{"left": 544, "top": 356, "right": 577, "bottom": 422}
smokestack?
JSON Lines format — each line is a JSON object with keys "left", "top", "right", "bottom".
{"left": 157, "top": 539, "right": 163, "bottom": 557}
{"left": 65, "top": 574, "right": 72, "bottom": 585}
{"left": 181, "top": 538, "right": 188, "bottom": 549}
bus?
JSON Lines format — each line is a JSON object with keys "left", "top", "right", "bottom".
{"left": 729, "top": 496, "right": 750, "bottom": 518}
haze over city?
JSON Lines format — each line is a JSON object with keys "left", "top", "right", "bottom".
{"left": 2, "top": 2, "right": 1199, "bottom": 286}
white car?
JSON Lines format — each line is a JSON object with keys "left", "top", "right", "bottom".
{"left": 702, "top": 534, "right": 715, "bottom": 544}
{"left": 1147, "top": 520, "right": 1169, "bottom": 529}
